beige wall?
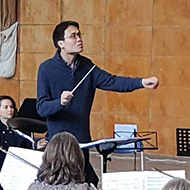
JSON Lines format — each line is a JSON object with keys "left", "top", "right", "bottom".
{"left": 1, "top": 0, "right": 190, "bottom": 156}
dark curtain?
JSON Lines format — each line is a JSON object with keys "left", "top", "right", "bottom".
{"left": 0, "top": 0, "right": 17, "bottom": 31}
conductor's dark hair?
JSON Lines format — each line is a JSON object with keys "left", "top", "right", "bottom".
{"left": 53, "top": 21, "right": 79, "bottom": 49}
{"left": 0, "top": 95, "right": 17, "bottom": 117}
{"left": 37, "top": 132, "right": 85, "bottom": 185}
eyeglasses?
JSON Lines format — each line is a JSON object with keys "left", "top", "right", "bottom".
{"left": 65, "top": 32, "right": 83, "bottom": 40}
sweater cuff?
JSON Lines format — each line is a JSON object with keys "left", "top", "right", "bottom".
{"left": 140, "top": 79, "right": 144, "bottom": 88}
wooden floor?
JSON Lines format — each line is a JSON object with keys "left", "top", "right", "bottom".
{"left": 89, "top": 149, "right": 190, "bottom": 188}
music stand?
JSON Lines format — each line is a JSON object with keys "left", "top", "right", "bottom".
{"left": 17, "top": 98, "right": 45, "bottom": 122}
{"left": 176, "top": 128, "right": 190, "bottom": 156}
{"left": 95, "top": 137, "right": 150, "bottom": 173}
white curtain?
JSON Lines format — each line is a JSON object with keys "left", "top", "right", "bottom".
{"left": 0, "top": 22, "right": 18, "bottom": 78}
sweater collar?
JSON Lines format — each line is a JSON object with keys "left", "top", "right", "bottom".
{"left": 54, "top": 51, "right": 80, "bottom": 75}
{"left": 55, "top": 51, "right": 79, "bottom": 65}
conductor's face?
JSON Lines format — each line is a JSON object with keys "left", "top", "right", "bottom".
{"left": 58, "top": 25, "right": 83, "bottom": 55}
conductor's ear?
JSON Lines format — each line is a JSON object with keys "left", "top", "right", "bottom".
{"left": 57, "top": 40, "right": 64, "bottom": 49}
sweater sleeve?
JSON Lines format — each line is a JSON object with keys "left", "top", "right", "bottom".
{"left": 36, "top": 64, "right": 63, "bottom": 118}
{"left": 93, "top": 66, "right": 144, "bottom": 92}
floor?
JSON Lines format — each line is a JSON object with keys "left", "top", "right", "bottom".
{"left": 89, "top": 148, "right": 190, "bottom": 188}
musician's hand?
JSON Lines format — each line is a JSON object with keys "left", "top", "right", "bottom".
{"left": 36, "top": 138, "right": 48, "bottom": 150}
{"left": 142, "top": 76, "right": 159, "bottom": 89}
{"left": 60, "top": 91, "right": 74, "bottom": 106}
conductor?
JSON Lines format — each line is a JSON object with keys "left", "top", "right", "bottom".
{"left": 36, "top": 21, "right": 159, "bottom": 186}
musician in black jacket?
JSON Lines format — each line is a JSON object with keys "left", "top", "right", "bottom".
{"left": 0, "top": 95, "right": 33, "bottom": 171}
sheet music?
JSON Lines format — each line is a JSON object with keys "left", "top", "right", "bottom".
{"left": 0, "top": 147, "right": 43, "bottom": 190}
{"left": 144, "top": 170, "right": 185, "bottom": 190}
{"left": 102, "top": 172, "right": 144, "bottom": 190}
{"left": 102, "top": 170, "right": 185, "bottom": 190}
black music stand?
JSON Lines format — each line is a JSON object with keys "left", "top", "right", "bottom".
{"left": 17, "top": 98, "right": 45, "bottom": 122}
{"left": 13, "top": 98, "right": 47, "bottom": 137}
{"left": 176, "top": 128, "right": 190, "bottom": 156}
{"left": 95, "top": 137, "right": 150, "bottom": 173}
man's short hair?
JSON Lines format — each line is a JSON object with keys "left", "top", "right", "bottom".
{"left": 52, "top": 21, "right": 79, "bottom": 48}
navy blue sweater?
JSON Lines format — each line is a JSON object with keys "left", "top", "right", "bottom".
{"left": 37, "top": 52, "right": 144, "bottom": 143}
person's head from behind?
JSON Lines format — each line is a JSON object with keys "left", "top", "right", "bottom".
{"left": 0, "top": 95, "right": 17, "bottom": 122}
{"left": 162, "top": 177, "right": 190, "bottom": 190}
{"left": 37, "top": 132, "right": 85, "bottom": 185}
{"left": 53, "top": 21, "right": 83, "bottom": 55}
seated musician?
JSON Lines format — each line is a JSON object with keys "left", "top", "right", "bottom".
{"left": 28, "top": 132, "right": 96, "bottom": 190}
{"left": 0, "top": 95, "right": 48, "bottom": 171}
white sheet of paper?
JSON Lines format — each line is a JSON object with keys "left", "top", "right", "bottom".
{"left": 102, "top": 170, "right": 185, "bottom": 190}
{"left": 144, "top": 170, "right": 185, "bottom": 190}
{"left": 103, "top": 171, "right": 144, "bottom": 190}
{"left": 0, "top": 147, "right": 43, "bottom": 190}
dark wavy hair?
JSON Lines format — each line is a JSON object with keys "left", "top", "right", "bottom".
{"left": 0, "top": 95, "right": 17, "bottom": 117}
{"left": 52, "top": 21, "right": 79, "bottom": 49}
{"left": 37, "top": 132, "right": 85, "bottom": 185}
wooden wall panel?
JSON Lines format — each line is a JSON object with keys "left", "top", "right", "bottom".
{"left": 2, "top": 0, "right": 190, "bottom": 156}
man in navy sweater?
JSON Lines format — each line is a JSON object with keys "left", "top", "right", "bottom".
{"left": 37, "top": 21, "right": 158, "bottom": 186}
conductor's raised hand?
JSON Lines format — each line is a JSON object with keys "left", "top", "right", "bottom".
{"left": 142, "top": 76, "right": 159, "bottom": 89}
{"left": 61, "top": 91, "right": 74, "bottom": 106}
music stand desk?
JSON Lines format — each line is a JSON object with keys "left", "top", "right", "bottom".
{"left": 79, "top": 137, "right": 150, "bottom": 173}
